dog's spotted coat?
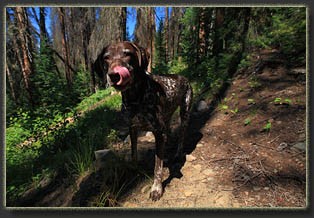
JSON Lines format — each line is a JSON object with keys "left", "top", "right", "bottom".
{"left": 94, "top": 41, "right": 193, "bottom": 201}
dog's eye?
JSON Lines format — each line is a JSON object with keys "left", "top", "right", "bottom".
{"left": 123, "top": 51, "right": 132, "bottom": 56}
{"left": 104, "top": 53, "right": 111, "bottom": 60}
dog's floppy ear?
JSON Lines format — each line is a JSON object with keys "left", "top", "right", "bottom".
{"left": 130, "top": 42, "right": 150, "bottom": 72}
{"left": 93, "top": 46, "right": 108, "bottom": 85}
{"left": 140, "top": 47, "right": 150, "bottom": 72}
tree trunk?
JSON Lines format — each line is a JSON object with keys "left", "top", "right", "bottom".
{"left": 52, "top": 49, "right": 76, "bottom": 74}
{"left": 174, "top": 8, "right": 184, "bottom": 59}
{"left": 199, "top": 8, "right": 206, "bottom": 56}
{"left": 195, "top": 9, "right": 201, "bottom": 64}
{"left": 170, "top": 8, "right": 180, "bottom": 60}
{"left": 164, "top": 7, "right": 169, "bottom": 63}
{"left": 134, "top": 8, "right": 149, "bottom": 47}
{"left": 15, "top": 7, "right": 35, "bottom": 105}
{"left": 31, "top": 7, "right": 48, "bottom": 52}
{"left": 82, "top": 8, "right": 96, "bottom": 92}
{"left": 58, "top": 7, "right": 72, "bottom": 88}
{"left": 169, "top": 8, "right": 175, "bottom": 61}
{"left": 6, "top": 64, "right": 17, "bottom": 104}
{"left": 87, "top": 8, "right": 96, "bottom": 92}
{"left": 227, "top": 8, "right": 251, "bottom": 73}
{"left": 68, "top": 8, "right": 76, "bottom": 68}
{"left": 39, "top": 8, "right": 48, "bottom": 45}
{"left": 7, "top": 11, "right": 24, "bottom": 95}
{"left": 204, "top": 8, "right": 213, "bottom": 58}
{"left": 213, "top": 8, "right": 224, "bottom": 58}
{"left": 147, "top": 8, "right": 155, "bottom": 72}
{"left": 121, "top": 7, "right": 127, "bottom": 41}
{"left": 240, "top": 8, "right": 251, "bottom": 53}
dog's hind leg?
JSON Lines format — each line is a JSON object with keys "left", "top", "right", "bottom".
{"left": 165, "top": 119, "right": 172, "bottom": 141}
{"left": 129, "top": 126, "right": 138, "bottom": 162}
{"left": 175, "top": 84, "right": 193, "bottom": 161}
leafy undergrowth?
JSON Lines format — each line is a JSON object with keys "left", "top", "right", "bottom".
{"left": 6, "top": 88, "right": 123, "bottom": 206}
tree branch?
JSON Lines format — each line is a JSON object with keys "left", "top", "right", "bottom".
{"left": 31, "top": 7, "right": 40, "bottom": 26}
{"left": 51, "top": 48, "right": 76, "bottom": 74}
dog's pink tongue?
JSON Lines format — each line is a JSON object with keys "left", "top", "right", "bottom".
{"left": 114, "top": 66, "right": 131, "bottom": 86}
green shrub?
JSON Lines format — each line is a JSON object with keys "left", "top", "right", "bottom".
{"left": 238, "top": 53, "right": 253, "bottom": 70}
{"left": 244, "top": 118, "right": 252, "bottom": 126}
{"left": 68, "top": 139, "right": 94, "bottom": 176}
{"left": 263, "top": 122, "right": 272, "bottom": 131}
{"left": 168, "top": 58, "right": 189, "bottom": 76}
{"left": 75, "top": 88, "right": 115, "bottom": 112}
{"left": 6, "top": 125, "right": 31, "bottom": 148}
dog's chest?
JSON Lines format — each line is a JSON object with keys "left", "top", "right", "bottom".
{"left": 125, "top": 105, "right": 159, "bottom": 131}
{"left": 129, "top": 112, "right": 155, "bottom": 131}
{"left": 123, "top": 92, "right": 162, "bottom": 131}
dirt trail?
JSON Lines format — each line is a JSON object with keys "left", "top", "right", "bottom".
{"left": 117, "top": 50, "right": 307, "bottom": 208}
{"left": 118, "top": 134, "right": 242, "bottom": 208}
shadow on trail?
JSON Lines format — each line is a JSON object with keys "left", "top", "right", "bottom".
{"left": 161, "top": 95, "right": 221, "bottom": 191}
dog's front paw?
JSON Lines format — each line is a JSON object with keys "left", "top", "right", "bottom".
{"left": 150, "top": 183, "right": 163, "bottom": 201}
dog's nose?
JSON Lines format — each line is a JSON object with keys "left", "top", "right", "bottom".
{"left": 108, "top": 73, "right": 120, "bottom": 84}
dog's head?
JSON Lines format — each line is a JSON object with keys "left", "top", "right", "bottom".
{"left": 93, "top": 41, "right": 150, "bottom": 91}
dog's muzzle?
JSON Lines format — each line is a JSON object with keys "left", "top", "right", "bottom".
{"left": 108, "top": 66, "right": 131, "bottom": 86}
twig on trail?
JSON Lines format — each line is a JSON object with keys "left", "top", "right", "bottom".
{"left": 258, "top": 160, "right": 267, "bottom": 174}
{"left": 221, "top": 188, "right": 234, "bottom": 191}
{"left": 252, "top": 142, "right": 275, "bottom": 151}
{"left": 247, "top": 158, "right": 266, "bottom": 166}
{"left": 290, "top": 150, "right": 306, "bottom": 158}
{"left": 234, "top": 172, "right": 263, "bottom": 189}
{"left": 268, "top": 135, "right": 281, "bottom": 144}
{"left": 258, "top": 159, "right": 277, "bottom": 185}
{"left": 209, "top": 155, "right": 249, "bottom": 163}
{"left": 219, "top": 138, "right": 247, "bottom": 153}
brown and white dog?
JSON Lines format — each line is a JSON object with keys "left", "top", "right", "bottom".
{"left": 94, "top": 41, "right": 193, "bottom": 201}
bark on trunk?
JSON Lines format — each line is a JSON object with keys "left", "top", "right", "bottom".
{"left": 147, "top": 8, "right": 155, "bottom": 72}
{"left": 164, "top": 7, "right": 169, "bottom": 63}
{"left": 6, "top": 64, "right": 17, "bottom": 104}
{"left": 58, "top": 7, "right": 72, "bottom": 88}
{"left": 121, "top": 7, "right": 127, "bottom": 41}
{"left": 213, "top": 8, "right": 224, "bottom": 58}
{"left": 39, "top": 8, "right": 48, "bottom": 44}
{"left": 16, "top": 7, "right": 35, "bottom": 104}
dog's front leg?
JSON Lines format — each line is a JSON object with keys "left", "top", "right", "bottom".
{"left": 150, "top": 131, "right": 166, "bottom": 201}
{"left": 129, "top": 126, "right": 138, "bottom": 162}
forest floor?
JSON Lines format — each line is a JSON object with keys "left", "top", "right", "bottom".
{"left": 15, "top": 50, "right": 307, "bottom": 208}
